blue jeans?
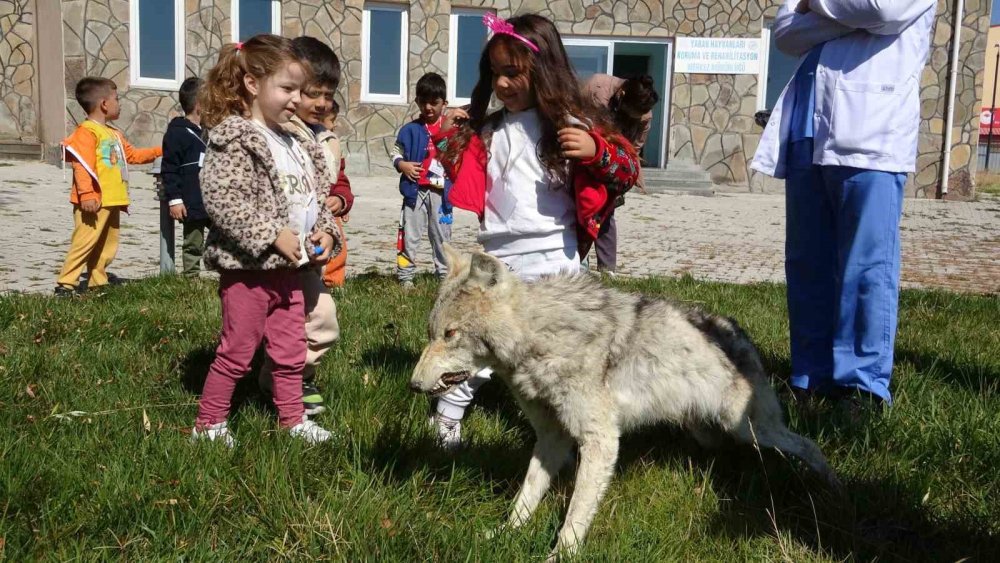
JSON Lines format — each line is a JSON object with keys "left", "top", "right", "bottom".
{"left": 785, "top": 139, "right": 905, "bottom": 404}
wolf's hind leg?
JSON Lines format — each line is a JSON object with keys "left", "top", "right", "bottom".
{"left": 689, "top": 424, "right": 725, "bottom": 450}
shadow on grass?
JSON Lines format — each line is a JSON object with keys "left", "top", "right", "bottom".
{"left": 176, "top": 345, "right": 271, "bottom": 417}
{"left": 362, "top": 405, "right": 998, "bottom": 561}
{"left": 359, "top": 344, "right": 420, "bottom": 379}
{"left": 703, "top": 468, "right": 1000, "bottom": 561}
{"left": 895, "top": 348, "right": 999, "bottom": 396}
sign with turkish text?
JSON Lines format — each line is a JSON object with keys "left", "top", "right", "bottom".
{"left": 674, "top": 37, "right": 761, "bottom": 75}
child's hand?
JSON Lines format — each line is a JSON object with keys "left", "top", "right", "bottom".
{"left": 443, "top": 107, "right": 470, "bottom": 130}
{"left": 309, "top": 231, "right": 334, "bottom": 263}
{"left": 398, "top": 161, "right": 423, "bottom": 182}
{"left": 274, "top": 228, "right": 302, "bottom": 264}
{"left": 80, "top": 197, "right": 102, "bottom": 214}
{"left": 324, "top": 195, "right": 344, "bottom": 215}
{"left": 169, "top": 203, "right": 187, "bottom": 221}
{"left": 559, "top": 128, "right": 597, "bottom": 160}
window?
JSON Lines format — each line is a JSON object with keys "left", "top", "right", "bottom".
{"left": 232, "top": 0, "right": 282, "bottom": 42}
{"left": 362, "top": 3, "right": 409, "bottom": 104}
{"left": 448, "top": 9, "right": 491, "bottom": 105}
{"left": 564, "top": 38, "right": 613, "bottom": 82}
{"left": 129, "top": 0, "right": 185, "bottom": 90}
{"left": 757, "top": 20, "right": 799, "bottom": 110}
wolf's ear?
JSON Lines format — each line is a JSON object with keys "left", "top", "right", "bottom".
{"left": 467, "top": 252, "right": 506, "bottom": 289}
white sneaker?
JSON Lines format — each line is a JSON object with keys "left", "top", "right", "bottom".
{"left": 191, "top": 421, "right": 235, "bottom": 448}
{"left": 434, "top": 414, "right": 462, "bottom": 450}
{"left": 289, "top": 416, "right": 332, "bottom": 444}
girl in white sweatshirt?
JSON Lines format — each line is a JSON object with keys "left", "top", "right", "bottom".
{"left": 429, "top": 13, "right": 641, "bottom": 448}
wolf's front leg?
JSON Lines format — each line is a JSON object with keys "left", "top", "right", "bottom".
{"left": 489, "top": 434, "right": 573, "bottom": 541}
{"left": 550, "top": 434, "right": 619, "bottom": 559}
{"left": 506, "top": 429, "right": 574, "bottom": 530}
{"left": 493, "top": 399, "right": 574, "bottom": 537}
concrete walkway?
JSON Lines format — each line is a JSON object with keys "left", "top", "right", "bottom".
{"left": 1, "top": 160, "right": 997, "bottom": 295}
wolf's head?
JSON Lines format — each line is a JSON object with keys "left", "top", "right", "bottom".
{"left": 409, "top": 246, "right": 522, "bottom": 397}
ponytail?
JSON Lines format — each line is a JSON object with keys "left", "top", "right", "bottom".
{"left": 200, "top": 34, "right": 303, "bottom": 128}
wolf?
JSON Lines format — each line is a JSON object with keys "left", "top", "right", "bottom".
{"left": 409, "top": 248, "right": 840, "bottom": 559}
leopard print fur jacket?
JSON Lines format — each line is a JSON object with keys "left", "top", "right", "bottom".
{"left": 201, "top": 115, "right": 341, "bottom": 271}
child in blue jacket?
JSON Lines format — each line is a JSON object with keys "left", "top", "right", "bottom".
{"left": 390, "top": 73, "right": 453, "bottom": 289}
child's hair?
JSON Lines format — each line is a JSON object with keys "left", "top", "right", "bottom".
{"left": 620, "top": 75, "right": 659, "bottom": 115}
{"left": 443, "top": 14, "right": 615, "bottom": 181}
{"left": 199, "top": 34, "right": 306, "bottom": 128}
{"left": 75, "top": 77, "right": 117, "bottom": 114}
{"left": 613, "top": 75, "right": 659, "bottom": 144}
{"left": 179, "top": 77, "right": 203, "bottom": 115}
{"left": 292, "top": 36, "right": 340, "bottom": 90}
{"left": 416, "top": 72, "right": 447, "bottom": 103}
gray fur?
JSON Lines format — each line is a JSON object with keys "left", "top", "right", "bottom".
{"left": 411, "top": 248, "right": 839, "bottom": 560}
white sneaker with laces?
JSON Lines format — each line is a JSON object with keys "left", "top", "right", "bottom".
{"left": 191, "top": 421, "right": 235, "bottom": 448}
{"left": 289, "top": 416, "right": 332, "bottom": 444}
{"left": 434, "top": 414, "right": 462, "bottom": 450}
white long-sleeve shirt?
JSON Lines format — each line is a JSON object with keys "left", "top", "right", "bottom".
{"left": 751, "top": 0, "right": 936, "bottom": 178}
{"left": 479, "top": 109, "right": 577, "bottom": 258}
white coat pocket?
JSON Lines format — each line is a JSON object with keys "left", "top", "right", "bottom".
{"left": 830, "top": 77, "right": 908, "bottom": 158}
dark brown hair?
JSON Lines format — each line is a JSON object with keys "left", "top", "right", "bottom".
{"left": 613, "top": 75, "right": 659, "bottom": 143}
{"left": 75, "top": 77, "right": 117, "bottom": 114}
{"left": 199, "top": 34, "right": 306, "bottom": 128}
{"left": 442, "top": 14, "right": 617, "bottom": 182}
{"left": 292, "top": 36, "right": 340, "bottom": 90}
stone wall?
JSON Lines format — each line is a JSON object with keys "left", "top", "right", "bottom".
{"left": 0, "top": 0, "right": 37, "bottom": 140}
{"left": 32, "top": 0, "right": 988, "bottom": 198}
{"left": 284, "top": 0, "right": 452, "bottom": 175}
{"left": 61, "top": 0, "right": 229, "bottom": 148}
{"left": 914, "top": 0, "right": 990, "bottom": 198}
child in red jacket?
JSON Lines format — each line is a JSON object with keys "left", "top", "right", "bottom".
{"left": 427, "top": 14, "right": 639, "bottom": 449}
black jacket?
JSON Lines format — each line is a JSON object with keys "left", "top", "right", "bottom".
{"left": 161, "top": 117, "right": 208, "bottom": 222}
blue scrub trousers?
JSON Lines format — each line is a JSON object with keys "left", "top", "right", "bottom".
{"left": 785, "top": 139, "right": 906, "bottom": 404}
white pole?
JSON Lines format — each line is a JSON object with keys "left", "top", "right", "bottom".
{"left": 940, "top": 0, "right": 964, "bottom": 197}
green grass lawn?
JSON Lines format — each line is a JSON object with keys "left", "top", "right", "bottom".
{"left": 1, "top": 274, "right": 998, "bottom": 561}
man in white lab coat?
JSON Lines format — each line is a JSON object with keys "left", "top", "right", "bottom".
{"left": 751, "top": 0, "right": 937, "bottom": 408}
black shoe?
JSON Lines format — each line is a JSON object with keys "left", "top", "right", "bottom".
{"left": 302, "top": 381, "right": 325, "bottom": 416}
{"left": 834, "top": 388, "right": 886, "bottom": 424}
{"left": 107, "top": 273, "right": 129, "bottom": 286}
{"left": 53, "top": 285, "right": 80, "bottom": 297}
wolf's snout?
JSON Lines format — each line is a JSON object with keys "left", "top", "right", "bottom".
{"left": 408, "top": 379, "right": 424, "bottom": 393}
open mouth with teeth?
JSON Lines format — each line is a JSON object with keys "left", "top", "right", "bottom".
{"left": 428, "top": 371, "right": 472, "bottom": 397}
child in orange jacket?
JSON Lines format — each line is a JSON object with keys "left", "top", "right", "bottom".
{"left": 55, "top": 78, "right": 162, "bottom": 295}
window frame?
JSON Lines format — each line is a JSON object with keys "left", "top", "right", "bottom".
{"left": 128, "top": 0, "right": 186, "bottom": 91}
{"left": 447, "top": 8, "right": 492, "bottom": 106}
{"left": 230, "top": 0, "right": 282, "bottom": 43}
{"left": 562, "top": 37, "right": 615, "bottom": 81}
{"left": 361, "top": 3, "right": 410, "bottom": 105}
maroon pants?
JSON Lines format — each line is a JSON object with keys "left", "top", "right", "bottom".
{"left": 195, "top": 269, "right": 306, "bottom": 428}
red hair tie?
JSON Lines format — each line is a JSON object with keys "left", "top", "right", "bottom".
{"left": 235, "top": 42, "right": 244, "bottom": 51}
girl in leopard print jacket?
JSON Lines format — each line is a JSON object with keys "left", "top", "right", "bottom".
{"left": 191, "top": 35, "right": 340, "bottom": 446}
